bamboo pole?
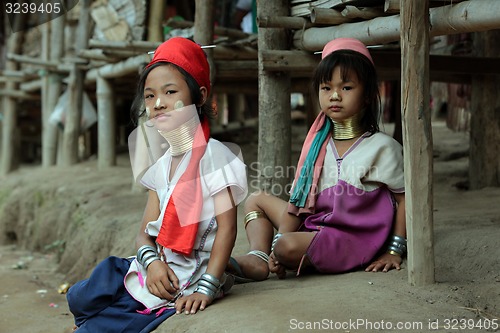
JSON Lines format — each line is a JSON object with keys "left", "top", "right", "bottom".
{"left": 7, "top": 53, "right": 60, "bottom": 69}
{"left": 341, "top": 6, "right": 383, "bottom": 20}
{"left": 97, "top": 76, "right": 116, "bottom": 168}
{"left": 294, "top": 0, "right": 500, "bottom": 50}
{"left": 257, "top": 1, "right": 291, "bottom": 196}
{"left": 401, "top": 0, "right": 435, "bottom": 286}
{"left": 62, "top": 0, "right": 91, "bottom": 166}
{"left": 43, "top": 12, "right": 65, "bottom": 167}
{"left": 85, "top": 54, "right": 149, "bottom": 81}
{"left": 310, "top": 8, "right": 351, "bottom": 25}
{"left": 89, "top": 39, "right": 160, "bottom": 51}
{"left": 148, "top": 0, "right": 165, "bottom": 42}
{"left": 0, "top": 89, "right": 38, "bottom": 99}
{"left": 0, "top": 14, "right": 25, "bottom": 176}
{"left": 41, "top": 19, "right": 50, "bottom": 166}
{"left": 384, "top": 0, "right": 399, "bottom": 13}
{"left": 257, "top": 16, "right": 312, "bottom": 29}
{"left": 166, "top": 18, "right": 249, "bottom": 39}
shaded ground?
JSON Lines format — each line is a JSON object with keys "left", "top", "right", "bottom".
{"left": 0, "top": 121, "right": 499, "bottom": 333}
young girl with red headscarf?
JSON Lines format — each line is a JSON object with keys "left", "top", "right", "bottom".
{"left": 67, "top": 37, "right": 247, "bottom": 332}
{"left": 228, "top": 38, "right": 406, "bottom": 282}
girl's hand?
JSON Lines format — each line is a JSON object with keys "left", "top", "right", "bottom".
{"left": 365, "top": 253, "right": 402, "bottom": 272}
{"left": 175, "top": 292, "right": 213, "bottom": 315}
{"left": 146, "top": 260, "right": 179, "bottom": 300}
{"left": 269, "top": 252, "right": 286, "bottom": 279}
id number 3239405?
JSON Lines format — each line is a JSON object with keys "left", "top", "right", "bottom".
{"left": 4, "top": 2, "right": 62, "bottom": 14}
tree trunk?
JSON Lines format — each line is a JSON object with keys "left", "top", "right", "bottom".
{"left": 257, "top": 1, "right": 291, "bottom": 197}
{"left": 469, "top": 30, "right": 500, "bottom": 189}
{"left": 401, "top": 0, "right": 435, "bottom": 286}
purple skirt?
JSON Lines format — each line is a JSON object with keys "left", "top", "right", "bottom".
{"left": 301, "top": 180, "right": 396, "bottom": 273}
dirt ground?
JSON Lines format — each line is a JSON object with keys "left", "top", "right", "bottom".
{"left": 0, "top": 121, "right": 499, "bottom": 333}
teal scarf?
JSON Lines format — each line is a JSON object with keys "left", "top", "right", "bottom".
{"left": 289, "top": 119, "right": 331, "bottom": 207}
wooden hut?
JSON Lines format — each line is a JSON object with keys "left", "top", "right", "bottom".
{"left": 1, "top": 0, "right": 499, "bottom": 286}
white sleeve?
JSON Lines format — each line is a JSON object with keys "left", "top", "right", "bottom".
{"left": 140, "top": 159, "right": 161, "bottom": 191}
{"left": 370, "top": 138, "right": 405, "bottom": 193}
{"left": 201, "top": 141, "right": 248, "bottom": 205}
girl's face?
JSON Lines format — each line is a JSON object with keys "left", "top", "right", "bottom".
{"left": 319, "top": 66, "right": 366, "bottom": 122}
{"left": 143, "top": 64, "right": 194, "bottom": 121}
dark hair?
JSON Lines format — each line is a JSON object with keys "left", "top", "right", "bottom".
{"left": 312, "top": 50, "right": 381, "bottom": 134}
{"left": 130, "top": 62, "right": 214, "bottom": 125}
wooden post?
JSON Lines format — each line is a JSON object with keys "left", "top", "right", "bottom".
{"left": 43, "top": 13, "right": 65, "bottom": 167}
{"left": 148, "top": 0, "right": 165, "bottom": 42}
{"left": 0, "top": 14, "right": 25, "bottom": 175}
{"left": 257, "top": 0, "right": 291, "bottom": 196}
{"left": 400, "top": 0, "right": 435, "bottom": 285}
{"left": 62, "top": 0, "right": 91, "bottom": 166}
{"left": 194, "top": 0, "right": 215, "bottom": 86}
{"left": 469, "top": 30, "right": 500, "bottom": 189}
{"left": 97, "top": 76, "right": 116, "bottom": 168}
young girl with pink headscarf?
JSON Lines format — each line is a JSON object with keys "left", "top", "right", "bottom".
{"left": 228, "top": 38, "right": 406, "bottom": 282}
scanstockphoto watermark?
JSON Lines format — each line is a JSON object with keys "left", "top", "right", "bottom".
{"left": 248, "top": 161, "right": 381, "bottom": 197}
{"left": 3, "top": 1, "right": 79, "bottom": 32}
{"left": 289, "top": 318, "right": 425, "bottom": 331}
{"left": 289, "top": 318, "right": 499, "bottom": 331}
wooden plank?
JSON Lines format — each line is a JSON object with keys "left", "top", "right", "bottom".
{"left": 401, "top": 0, "right": 435, "bottom": 286}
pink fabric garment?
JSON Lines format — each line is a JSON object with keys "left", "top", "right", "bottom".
{"left": 322, "top": 38, "right": 374, "bottom": 64}
{"left": 288, "top": 112, "right": 331, "bottom": 215}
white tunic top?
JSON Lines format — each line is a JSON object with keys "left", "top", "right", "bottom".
{"left": 124, "top": 139, "right": 248, "bottom": 311}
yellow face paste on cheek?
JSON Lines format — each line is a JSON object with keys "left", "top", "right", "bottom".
{"left": 174, "top": 100, "right": 184, "bottom": 109}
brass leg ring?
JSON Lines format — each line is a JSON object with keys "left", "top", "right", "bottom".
{"left": 244, "top": 210, "right": 265, "bottom": 229}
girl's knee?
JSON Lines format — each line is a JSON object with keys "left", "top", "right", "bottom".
{"left": 273, "top": 236, "right": 297, "bottom": 263}
{"left": 244, "top": 191, "right": 267, "bottom": 212}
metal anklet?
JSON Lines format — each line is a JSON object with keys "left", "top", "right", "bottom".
{"left": 244, "top": 210, "right": 265, "bottom": 229}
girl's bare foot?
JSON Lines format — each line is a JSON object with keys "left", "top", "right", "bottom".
{"left": 228, "top": 253, "right": 269, "bottom": 281}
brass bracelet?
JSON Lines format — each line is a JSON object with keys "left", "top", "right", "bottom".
{"left": 388, "top": 250, "right": 401, "bottom": 257}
